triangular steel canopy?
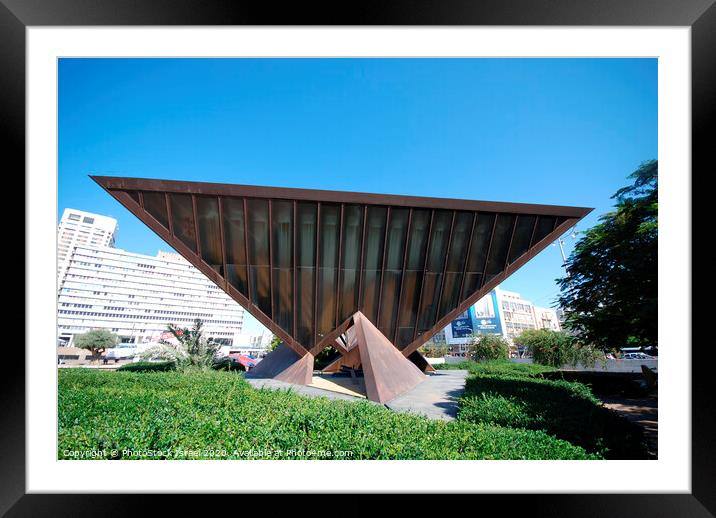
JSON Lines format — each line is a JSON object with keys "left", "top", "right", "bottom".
{"left": 92, "top": 176, "right": 592, "bottom": 359}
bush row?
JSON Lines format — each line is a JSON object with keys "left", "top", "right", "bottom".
{"left": 116, "top": 361, "right": 176, "bottom": 373}
{"left": 456, "top": 371, "right": 649, "bottom": 459}
{"left": 543, "top": 370, "right": 652, "bottom": 397}
{"left": 435, "top": 359, "right": 557, "bottom": 378}
{"left": 58, "top": 369, "right": 597, "bottom": 460}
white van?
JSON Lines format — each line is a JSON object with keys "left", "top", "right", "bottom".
{"left": 105, "top": 343, "right": 138, "bottom": 361}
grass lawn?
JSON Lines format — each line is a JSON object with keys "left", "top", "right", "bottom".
{"left": 58, "top": 368, "right": 598, "bottom": 460}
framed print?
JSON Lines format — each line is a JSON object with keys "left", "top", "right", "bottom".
{"left": 5, "top": 0, "right": 713, "bottom": 514}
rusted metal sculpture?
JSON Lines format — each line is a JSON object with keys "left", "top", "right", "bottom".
{"left": 92, "top": 176, "right": 591, "bottom": 403}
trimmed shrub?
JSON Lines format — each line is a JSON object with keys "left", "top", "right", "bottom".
{"left": 436, "top": 359, "right": 557, "bottom": 378}
{"left": 544, "top": 370, "right": 650, "bottom": 397}
{"left": 58, "top": 369, "right": 596, "bottom": 460}
{"left": 457, "top": 373, "right": 648, "bottom": 459}
{"left": 459, "top": 393, "right": 536, "bottom": 429}
{"left": 116, "top": 361, "right": 175, "bottom": 373}
{"left": 468, "top": 335, "right": 510, "bottom": 361}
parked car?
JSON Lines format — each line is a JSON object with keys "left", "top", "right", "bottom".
{"left": 132, "top": 355, "right": 168, "bottom": 363}
{"left": 229, "top": 352, "right": 257, "bottom": 370}
{"left": 622, "top": 352, "right": 655, "bottom": 360}
{"left": 105, "top": 344, "right": 138, "bottom": 361}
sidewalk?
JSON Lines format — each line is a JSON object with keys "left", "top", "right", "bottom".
{"left": 601, "top": 395, "right": 658, "bottom": 458}
{"left": 246, "top": 377, "right": 365, "bottom": 402}
{"left": 246, "top": 369, "right": 470, "bottom": 421}
{"left": 385, "top": 370, "right": 469, "bottom": 421}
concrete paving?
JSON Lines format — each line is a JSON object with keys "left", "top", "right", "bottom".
{"left": 310, "top": 375, "right": 367, "bottom": 398}
{"left": 385, "top": 370, "right": 469, "bottom": 421}
{"left": 246, "top": 369, "right": 470, "bottom": 421}
{"left": 246, "top": 377, "right": 366, "bottom": 402}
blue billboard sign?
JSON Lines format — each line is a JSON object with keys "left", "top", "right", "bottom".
{"left": 450, "top": 307, "right": 474, "bottom": 338}
{"left": 473, "top": 291, "right": 503, "bottom": 335}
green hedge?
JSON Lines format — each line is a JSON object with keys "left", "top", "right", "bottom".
{"left": 435, "top": 359, "right": 557, "bottom": 378}
{"left": 116, "top": 361, "right": 175, "bottom": 372}
{"left": 58, "top": 369, "right": 596, "bottom": 460}
{"left": 457, "top": 373, "right": 648, "bottom": 459}
{"left": 544, "top": 370, "right": 650, "bottom": 397}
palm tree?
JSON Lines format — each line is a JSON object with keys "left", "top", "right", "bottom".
{"left": 142, "top": 318, "right": 219, "bottom": 370}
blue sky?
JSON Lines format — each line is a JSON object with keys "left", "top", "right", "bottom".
{"left": 58, "top": 58, "right": 657, "bottom": 335}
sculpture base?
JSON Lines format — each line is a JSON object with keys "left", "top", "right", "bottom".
{"left": 321, "top": 346, "right": 361, "bottom": 373}
{"left": 245, "top": 344, "right": 314, "bottom": 386}
{"left": 352, "top": 312, "right": 426, "bottom": 404}
{"left": 407, "top": 351, "right": 437, "bottom": 373}
{"left": 250, "top": 312, "right": 426, "bottom": 404}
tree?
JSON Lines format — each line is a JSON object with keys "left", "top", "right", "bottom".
{"left": 141, "top": 318, "right": 219, "bottom": 370}
{"left": 314, "top": 345, "right": 338, "bottom": 370}
{"left": 557, "top": 160, "right": 657, "bottom": 350}
{"left": 515, "top": 329, "right": 602, "bottom": 368}
{"left": 268, "top": 335, "right": 282, "bottom": 352}
{"left": 74, "top": 329, "right": 118, "bottom": 361}
{"left": 419, "top": 341, "right": 448, "bottom": 358}
{"left": 467, "top": 334, "right": 510, "bottom": 361}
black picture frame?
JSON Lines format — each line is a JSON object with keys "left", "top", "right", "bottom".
{"left": 5, "top": 0, "right": 711, "bottom": 514}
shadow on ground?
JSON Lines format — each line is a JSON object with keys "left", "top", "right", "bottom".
{"left": 385, "top": 370, "right": 470, "bottom": 421}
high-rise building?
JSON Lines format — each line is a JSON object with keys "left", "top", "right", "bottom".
{"left": 57, "top": 244, "right": 245, "bottom": 346}
{"left": 57, "top": 209, "right": 118, "bottom": 283}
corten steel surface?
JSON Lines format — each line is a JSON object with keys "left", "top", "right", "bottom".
{"left": 92, "top": 176, "right": 592, "bottom": 362}
{"left": 352, "top": 311, "right": 426, "bottom": 403}
{"left": 407, "top": 351, "right": 437, "bottom": 373}
{"left": 245, "top": 344, "right": 314, "bottom": 385}
{"left": 322, "top": 346, "right": 361, "bottom": 373}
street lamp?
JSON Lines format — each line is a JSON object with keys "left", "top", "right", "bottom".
{"left": 553, "top": 227, "right": 578, "bottom": 276}
{"left": 552, "top": 227, "right": 579, "bottom": 332}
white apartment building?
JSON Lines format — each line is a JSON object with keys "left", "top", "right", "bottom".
{"left": 58, "top": 209, "right": 118, "bottom": 282}
{"left": 500, "top": 289, "right": 549, "bottom": 339}
{"left": 442, "top": 286, "right": 562, "bottom": 353}
{"left": 534, "top": 306, "right": 562, "bottom": 332}
{"left": 57, "top": 245, "right": 245, "bottom": 346}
